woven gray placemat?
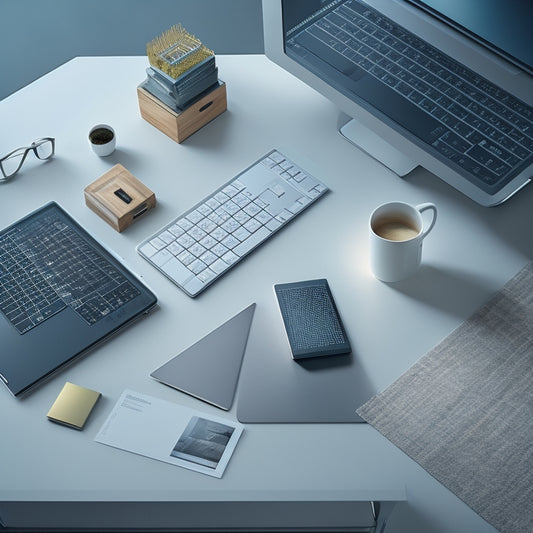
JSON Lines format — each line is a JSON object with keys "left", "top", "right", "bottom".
{"left": 357, "top": 261, "right": 533, "bottom": 533}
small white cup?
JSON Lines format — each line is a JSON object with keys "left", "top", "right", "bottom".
{"left": 369, "top": 201, "right": 437, "bottom": 282}
{"left": 88, "top": 124, "right": 116, "bottom": 156}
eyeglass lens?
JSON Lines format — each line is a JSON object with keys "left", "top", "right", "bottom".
{"left": 1, "top": 149, "right": 27, "bottom": 178}
{"left": 1, "top": 139, "right": 54, "bottom": 179}
{"left": 34, "top": 139, "right": 54, "bottom": 160}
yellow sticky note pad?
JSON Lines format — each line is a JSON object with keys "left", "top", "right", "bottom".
{"left": 47, "top": 382, "right": 101, "bottom": 430}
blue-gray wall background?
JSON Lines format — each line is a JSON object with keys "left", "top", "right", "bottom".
{"left": 0, "top": 0, "right": 264, "bottom": 101}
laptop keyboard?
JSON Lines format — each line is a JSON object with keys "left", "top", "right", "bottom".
{"left": 289, "top": 0, "right": 533, "bottom": 191}
{"left": 138, "top": 149, "right": 328, "bottom": 297}
{"left": 0, "top": 210, "right": 140, "bottom": 334}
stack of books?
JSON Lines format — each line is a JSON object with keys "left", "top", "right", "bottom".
{"left": 140, "top": 24, "right": 219, "bottom": 112}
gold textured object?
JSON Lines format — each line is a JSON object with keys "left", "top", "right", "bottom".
{"left": 47, "top": 382, "right": 101, "bottom": 430}
{"left": 147, "top": 24, "right": 214, "bottom": 79}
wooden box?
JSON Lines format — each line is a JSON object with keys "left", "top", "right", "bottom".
{"left": 84, "top": 164, "right": 156, "bottom": 232}
{"left": 137, "top": 81, "right": 227, "bottom": 143}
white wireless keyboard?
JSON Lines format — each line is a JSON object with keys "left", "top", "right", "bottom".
{"left": 137, "top": 149, "right": 329, "bottom": 297}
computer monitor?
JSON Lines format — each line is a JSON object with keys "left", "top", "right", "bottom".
{"left": 262, "top": 0, "right": 533, "bottom": 206}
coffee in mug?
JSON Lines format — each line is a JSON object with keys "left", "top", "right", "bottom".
{"left": 372, "top": 216, "right": 420, "bottom": 242}
{"left": 89, "top": 124, "right": 116, "bottom": 157}
{"left": 369, "top": 201, "right": 437, "bottom": 282}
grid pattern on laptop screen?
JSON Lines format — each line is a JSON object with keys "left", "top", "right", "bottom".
{"left": 0, "top": 208, "right": 140, "bottom": 334}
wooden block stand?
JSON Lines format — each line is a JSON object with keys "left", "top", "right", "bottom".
{"left": 84, "top": 164, "right": 156, "bottom": 232}
{"left": 137, "top": 82, "right": 227, "bottom": 143}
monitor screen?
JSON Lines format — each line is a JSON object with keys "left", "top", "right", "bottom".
{"left": 406, "top": 0, "right": 533, "bottom": 75}
{"left": 282, "top": 1, "right": 533, "bottom": 75}
{"left": 263, "top": 0, "right": 533, "bottom": 207}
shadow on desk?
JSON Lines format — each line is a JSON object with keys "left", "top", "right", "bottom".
{"left": 388, "top": 264, "right": 496, "bottom": 320}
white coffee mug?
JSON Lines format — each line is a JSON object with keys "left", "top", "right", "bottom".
{"left": 369, "top": 201, "right": 437, "bottom": 282}
{"left": 88, "top": 124, "right": 116, "bottom": 156}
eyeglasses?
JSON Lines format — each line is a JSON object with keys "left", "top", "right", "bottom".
{"left": 0, "top": 137, "right": 55, "bottom": 181}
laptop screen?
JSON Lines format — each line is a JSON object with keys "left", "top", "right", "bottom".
{"left": 0, "top": 202, "right": 157, "bottom": 397}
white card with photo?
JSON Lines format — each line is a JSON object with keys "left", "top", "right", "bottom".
{"left": 94, "top": 389, "right": 244, "bottom": 478}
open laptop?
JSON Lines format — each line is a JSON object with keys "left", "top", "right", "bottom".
{"left": 0, "top": 202, "right": 157, "bottom": 397}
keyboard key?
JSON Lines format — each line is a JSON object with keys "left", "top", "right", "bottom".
{"left": 189, "top": 259, "right": 207, "bottom": 275}
{"left": 205, "top": 198, "right": 220, "bottom": 210}
{"left": 211, "top": 227, "right": 228, "bottom": 242}
{"left": 275, "top": 209, "right": 293, "bottom": 223}
{"left": 197, "top": 268, "right": 217, "bottom": 283}
{"left": 198, "top": 218, "right": 217, "bottom": 233}
{"left": 189, "top": 226, "right": 207, "bottom": 241}
{"left": 152, "top": 249, "right": 173, "bottom": 267}
{"left": 177, "top": 234, "right": 195, "bottom": 248}
{"left": 167, "top": 241, "right": 183, "bottom": 256}
{"left": 243, "top": 203, "right": 262, "bottom": 217}
{"left": 222, "top": 200, "right": 240, "bottom": 215}
{"left": 139, "top": 242, "right": 158, "bottom": 258}
{"left": 158, "top": 230, "right": 175, "bottom": 244}
{"left": 233, "top": 226, "right": 251, "bottom": 242}
{"left": 168, "top": 224, "right": 185, "bottom": 238}
{"left": 222, "top": 184, "right": 240, "bottom": 197}
{"left": 197, "top": 203, "right": 212, "bottom": 216}
{"left": 177, "top": 250, "right": 195, "bottom": 266}
{"left": 221, "top": 219, "right": 240, "bottom": 234}
{"left": 199, "top": 235, "right": 218, "bottom": 250}
{"left": 221, "top": 234, "right": 240, "bottom": 249}
{"left": 186, "top": 210, "right": 204, "bottom": 224}
{"left": 177, "top": 218, "right": 194, "bottom": 231}
{"left": 212, "top": 243, "right": 229, "bottom": 257}
{"left": 243, "top": 218, "right": 262, "bottom": 233}
{"left": 183, "top": 277, "right": 205, "bottom": 295}
{"left": 266, "top": 218, "right": 282, "bottom": 231}
{"left": 221, "top": 250, "right": 239, "bottom": 265}
{"left": 233, "top": 226, "right": 271, "bottom": 257}
{"left": 255, "top": 210, "right": 273, "bottom": 225}
{"left": 161, "top": 257, "right": 194, "bottom": 285}
{"left": 199, "top": 250, "right": 217, "bottom": 266}
{"left": 210, "top": 258, "right": 229, "bottom": 274}
{"left": 288, "top": 201, "right": 306, "bottom": 214}
{"left": 149, "top": 237, "right": 166, "bottom": 250}
{"left": 214, "top": 191, "right": 230, "bottom": 204}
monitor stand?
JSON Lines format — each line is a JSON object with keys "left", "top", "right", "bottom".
{"left": 339, "top": 118, "right": 418, "bottom": 176}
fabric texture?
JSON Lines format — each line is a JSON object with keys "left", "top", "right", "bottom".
{"left": 357, "top": 261, "right": 533, "bottom": 533}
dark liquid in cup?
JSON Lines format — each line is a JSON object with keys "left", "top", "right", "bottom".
{"left": 89, "top": 128, "right": 114, "bottom": 145}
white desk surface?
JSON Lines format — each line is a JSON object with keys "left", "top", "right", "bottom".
{"left": 1, "top": 55, "right": 532, "bottom": 532}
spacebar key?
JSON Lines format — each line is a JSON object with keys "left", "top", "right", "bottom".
{"left": 233, "top": 226, "right": 271, "bottom": 257}
{"left": 160, "top": 257, "right": 194, "bottom": 285}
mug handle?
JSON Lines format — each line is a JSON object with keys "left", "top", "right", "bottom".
{"left": 416, "top": 203, "right": 437, "bottom": 239}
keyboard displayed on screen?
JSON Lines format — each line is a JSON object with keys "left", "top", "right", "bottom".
{"left": 0, "top": 207, "right": 141, "bottom": 335}
{"left": 289, "top": 0, "right": 533, "bottom": 193}
{"left": 137, "top": 149, "right": 329, "bottom": 297}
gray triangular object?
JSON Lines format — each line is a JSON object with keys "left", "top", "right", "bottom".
{"left": 151, "top": 303, "right": 256, "bottom": 410}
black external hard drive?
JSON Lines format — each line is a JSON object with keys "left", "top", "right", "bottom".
{"left": 274, "top": 278, "right": 351, "bottom": 360}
